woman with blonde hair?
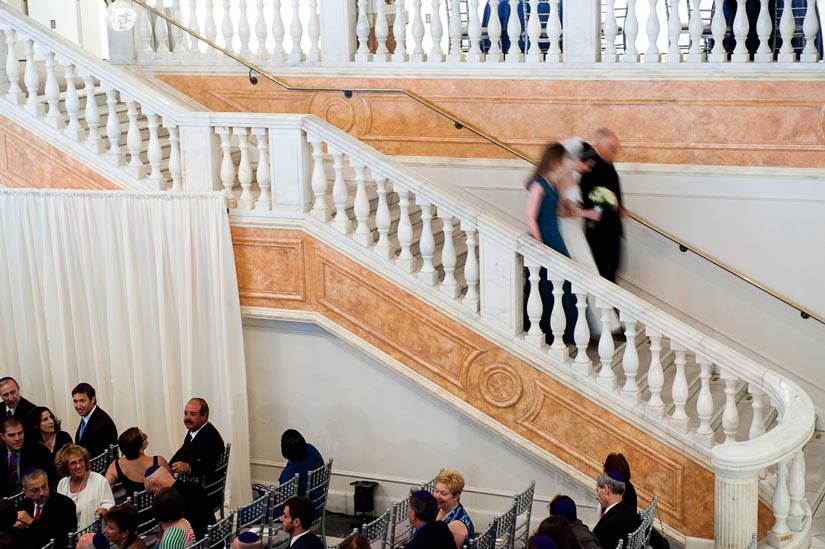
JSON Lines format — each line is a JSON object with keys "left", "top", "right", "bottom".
{"left": 433, "top": 470, "right": 475, "bottom": 549}
{"left": 55, "top": 444, "right": 115, "bottom": 528}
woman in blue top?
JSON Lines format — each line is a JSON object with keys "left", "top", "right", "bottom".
{"left": 434, "top": 469, "right": 475, "bottom": 549}
{"left": 279, "top": 429, "right": 324, "bottom": 495}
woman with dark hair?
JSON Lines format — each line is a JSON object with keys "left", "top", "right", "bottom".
{"left": 153, "top": 487, "right": 195, "bottom": 548}
{"left": 603, "top": 453, "right": 635, "bottom": 508}
{"left": 279, "top": 429, "right": 324, "bottom": 496}
{"left": 105, "top": 427, "right": 172, "bottom": 496}
{"left": 536, "top": 516, "right": 584, "bottom": 549}
{"left": 338, "top": 533, "right": 371, "bottom": 549}
{"left": 24, "top": 406, "right": 72, "bottom": 458}
{"left": 105, "top": 503, "right": 148, "bottom": 549}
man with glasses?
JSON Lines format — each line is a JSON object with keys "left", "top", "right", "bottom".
{"left": 15, "top": 468, "right": 77, "bottom": 549}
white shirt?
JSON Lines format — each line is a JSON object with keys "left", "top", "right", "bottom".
{"left": 603, "top": 501, "right": 621, "bottom": 515}
{"left": 290, "top": 531, "right": 309, "bottom": 546}
{"left": 188, "top": 423, "right": 208, "bottom": 441}
{"left": 57, "top": 472, "right": 115, "bottom": 528}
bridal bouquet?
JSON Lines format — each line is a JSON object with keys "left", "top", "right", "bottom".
{"left": 587, "top": 186, "right": 618, "bottom": 228}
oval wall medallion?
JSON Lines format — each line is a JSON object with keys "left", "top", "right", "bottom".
{"left": 479, "top": 363, "right": 523, "bottom": 408}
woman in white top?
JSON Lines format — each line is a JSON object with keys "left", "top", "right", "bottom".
{"left": 56, "top": 443, "right": 115, "bottom": 528}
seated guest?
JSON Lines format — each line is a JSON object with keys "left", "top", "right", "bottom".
{"left": 548, "top": 495, "right": 600, "bottom": 549}
{"left": 105, "top": 503, "right": 148, "bottom": 549}
{"left": 405, "top": 489, "right": 454, "bottom": 549}
{"left": 76, "top": 533, "right": 110, "bottom": 549}
{"left": 232, "top": 532, "right": 265, "bottom": 549}
{"left": 105, "top": 427, "right": 172, "bottom": 496}
{"left": 279, "top": 429, "right": 324, "bottom": 496}
{"left": 152, "top": 487, "right": 195, "bottom": 548}
{"left": 279, "top": 496, "right": 323, "bottom": 549}
{"left": 593, "top": 472, "right": 640, "bottom": 549}
{"left": 337, "top": 533, "right": 370, "bottom": 549}
{"left": 55, "top": 444, "right": 115, "bottom": 528}
{"left": 0, "top": 418, "right": 54, "bottom": 498}
{"left": 15, "top": 468, "right": 77, "bottom": 549}
{"left": 434, "top": 470, "right": 475, "bottom": 549}
{"left": 530, "top": 536, "right": 558, "bottom": 549}
{"left": 144, "top": 464, "right": 215, "bottom": 540}
{"left": 24, "top": 406, "right": 72, "bottom": 459}
{"left": 169, "top": 398, "right": 224, "bottom": 511}
{"left": 0, "top": 378, "right": 36, "bottom": 420}
{"left": 72, "top": 383, "right": 118, "bottom": 460}
{"left": 536, "top": 515, "right": 585, "bottom": 549}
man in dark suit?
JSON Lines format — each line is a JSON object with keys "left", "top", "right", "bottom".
{"left": 593, "top": 472, "right": 642, "bottom": 549}
{"left": 0, "top": 377, "right": 36, "bottom": 420}
{"left": 405, "top": 489, "right": 455, "bottom": 549}
{"left": 144, "top": 464, "right": 215, "bottom": 540}
{"left": 170, "top": 398, "right": 224, "bottom": 510}
{"left": 72, "top": 383, "right": 118, "bottom": 459}
{"left": 0, "top": 418, "right": 54, "bottom": 497}
{"left": 280, "top": 496, "right": 323, "bottom": 549}
{"left": 15, "top": 468, "right": 78, "bottom": 549}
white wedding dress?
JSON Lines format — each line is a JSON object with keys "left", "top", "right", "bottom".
{"left": 558, "top": 183, "right": 621, "bottom": 338}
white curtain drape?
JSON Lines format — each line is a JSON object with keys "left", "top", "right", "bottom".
{"left": 0, "top": 189, "right": 251, "bottom": 506}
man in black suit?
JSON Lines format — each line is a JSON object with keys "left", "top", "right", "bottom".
{"left": 144, "top": 464, "right": 215, "bottom": 540}
{"left": 73, "top": 383, "right": 118, "bottom": 459}
{"left": 170, "top": 398, "right": 224, "bottom": 510}
{"left": 593, "top": 472, "right": 642, "bottom": 549}
{"left": 0, "top": 418, "right": 54, "bottom": 497}
{"left": 405, "top": 489, "right": 455, "bottom": 549}
{"left": 15, "top": 468, "right": 77, "bottom": 549}
{"left": 280, "top": 496, "right": 323, "bottom": 549}
{"left": 0, "top": 378, "right": 36, "bottom": 421}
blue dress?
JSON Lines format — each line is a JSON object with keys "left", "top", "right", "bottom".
{"left": 279, "top": 443, "right": 324, "bottom": 496}
{"left": 443, "top": 503, "right": 475, "bottom": 546}
{"left": 531, "top": 175, "right": 570, "bottom": 257}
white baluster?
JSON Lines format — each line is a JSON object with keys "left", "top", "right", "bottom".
{"left": 396, "top": 189, "right": 417, "bottom": 272}
{"left": 603, "top": 0, "right": 619, "bottom": 62}
{"left": 748, "top": 387, "right": 767, "bottom": 440}
{"left": 801, "top": 0, "right": 820, "bottom": 62}
{"left": 169, "top": 0, "right": 186, "bottom": 54}
{"left": 665, "top": 0, "right": 683, "bottom": 62}
{"left": 506, "top": 0, "right": 523, "bottom": 62}
{"left": 235, "top": 127, "right": 255, "bottom": 209}
{"left": 254, "top": 0, "right": 268, "bottom": 59}
{"left": 620, "top": 313, "right": 640, "bottom": 403}
{"left": 596, "top": 301, "right": 616, "bottom": 388}
{"left": 645, "top": 0, "right": 661, "bottom": 62}
{"left": 352, "top": 162, "right": 372, "bottom": 246}
{"left": 81, "top": 72, "right": 104, "bottom": 154}
{"left": 238, "top": 0, "right": 252, "bottom": 55}
{"left": 146, "top": 112, "right": 165, "bottom": 190}
{"left": 374, "top": 174, "right": 393, "bottom": 260}
{"left": 104, "top": 85, "right": 124, "bottom": 166}
{"left": 289, "top": 0, "right": 305, "bottom": 62}
{"left": 546, "top": 0, "right": 562, "bottom": 63}
{"left": 308, "top": 135, "right": 330, "bottom": 221}
{"left": 525, "top": 0, "right": 542, "bottom": 63}
{"left": 549, "top": 276, "right": 568, "bottom": 358}
{"left": 136, "top": 7, "right": 155, "bottom": 54}
{"left": 645, "top": 328, "right": 665, "bottom": 418}
{"left": 440, "top": 213, "right": 460, "bottom": 298}
{"left": 186, "top": 0, "right": 202, "bottom": 56}
{"left": 253, "top": 128, "right": 271, "bottom": 209}
{"left": 787, "top": 450, "right": 806, "bottom": 531}
{"left": 572, "top": 284, "right": 592, "bottom": 376}
{"left": 205, "top": 0, "right": 219, "bottom": 59}
{"left": 694, "top": 355, "right": 714, "bottom": 447}
{"left": 271, "top": 0, "right": 286, "bottom": 62}
{"left": 21, "top": 36, "right": 43, "bottom": 116}
{"left": 670, "top": 341, "right": 689, "bottom": 432}
{"left": 392, "top": 0, "right": 408, "bottom": 62}
{"left": 448, "top": 0, "right": 465, "bottom": 62}
{"left": 623, "top": 0, "right": 640, "bottom": 62}
{"left": 721, "top": 371, "right": 740, "bottom": 443}
{"left": 524, "top": 261, "right": 545, "bottom": 348}
{"left": 0, "top": 29, "right": 6, "bottom": 85}
{"left": 461, "top": 221, "right": 479, "bottom": 312}
{"left": 731, "top": 0, "right": 749, "bottom": 62}
{"left": 486, "top": 0, "right": 503, "bottom": 62}
{"left": 777, "top": 0, "right": 796, "bottom": 62}
{"left": 767, "top": 459, "right": 792, "bottom": 546}
{"left": 222, "top": 0, "right": 235, "bottom": 54}
{"left": 355, "top": 0, "right": 371, "bottom": 63}
{"left": 154, "top": 0, "right": 170, "bottom": 54}
{"left": 43, "top": 50, "right": 64, "bottom": 129}
{"left": 411, "top": 0, "right": 427, "bottom": 62}
{"left": 754, "top": 0, "right": 772, "bottom": 62}
{"left": 709, "top": 0, "right": 727, "bottom": 62}
{"left": 124, "top": 98, "right": 145, "bottom": 178}
{"left": 307, "top": 0, "right": 321, "bottom": 62}
{"left": 374, "top": 0, "right": 390, "bottom": 62}
{"left": 330, "top": 149, "right": 351, "bottom": 234}
{"left": 168, "top": 125, "right": 183, "bottom": 191}
{"left": 429, "top": 0, "right": 445, "bottom": 62}
{"left": 417, "top": 199, "right": 438, "bottom": 284}
{"left": 467, "top": 0, "right": 482, "bottom": 62}
{"left": 217, "top": 127, "right": 237, "bottom": 207}
{"left": 686, "top": 0, "right": 704, "bottom": 62}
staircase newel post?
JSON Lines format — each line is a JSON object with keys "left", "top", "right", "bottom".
{"left": 562, "top": 0, "right": 601, "bottom": 63}
{"left": 178, "top": 123, "right": 223, "bottom": 193}
{"left": 712, "top": 458, "right": 760, "bottom": 549}
{"left": 107, "top": 4, "right": 138, "bottom": 65}
{"left": 267, "top": 122, "right": 312, "bottom": 214}
{"left": 477, "top": 216, "right": 523, "bottom": 337}
{"left": 318, "top": 0, "right": 357, "bottom": 66}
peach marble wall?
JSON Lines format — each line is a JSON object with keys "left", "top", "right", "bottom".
{"left": 231, "top": 226, "right": 775, "bottom": 541}
{"left": 157, "top": 74, "right": 825, "bottom": 168}
{"left": 0, "top": 115, "right": 120, "bottom": 190}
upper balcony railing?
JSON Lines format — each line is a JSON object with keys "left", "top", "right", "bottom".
{"left": 113, "top": 0, "right": 822, "bottom": 68}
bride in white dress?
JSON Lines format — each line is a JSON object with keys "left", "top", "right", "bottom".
{"left": 558, "top": 137, "right": 621, "bottom": 338}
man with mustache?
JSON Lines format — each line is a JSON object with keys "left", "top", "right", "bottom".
{"left": 15, "top": 468, "right": 77, "bottom": 549}
{"left": 169, "top": 398, "right": 224, "bottom": 509}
